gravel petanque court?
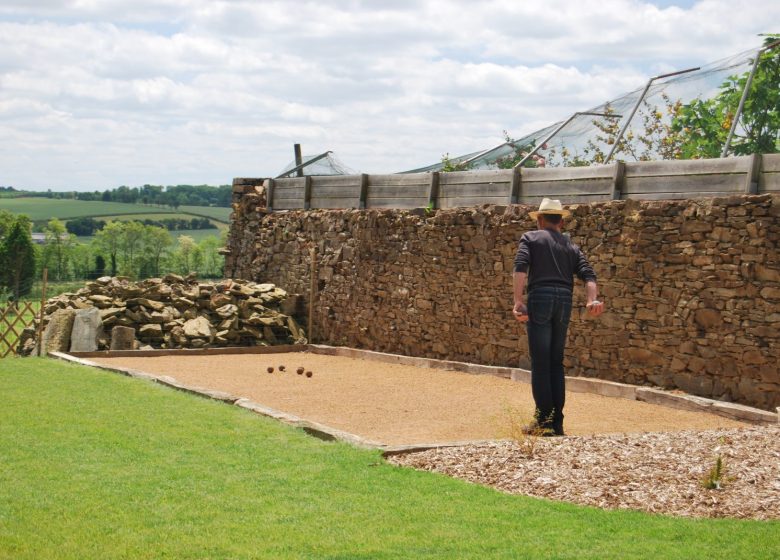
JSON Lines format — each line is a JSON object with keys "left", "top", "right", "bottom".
{"left": 89, "top": 351, "right": 750, "bottom": 446}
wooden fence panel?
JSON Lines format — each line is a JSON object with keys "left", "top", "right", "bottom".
{"left": 515, "top": 193, "right": 613, "bottom": 205}
{"left": 622, "top": 156, "right": 751, "bottom": 199}
{"left": 366, "top": 174, "right": 428, "bottom": 208}
{"left": 438, "top": 170, "right": 511, "bottom": 208}
{"left": 263, "top": 155, "right": 777, "bottom": 211}
{"left": 0, "top": 301, "right": 39, "bottom": 358}
{"left": 759, "top": 153, "right": 780, "bottom": 193}
{"left": 438, "top": 196, "right": 510, "bottom": 209}
{"left": 308, "top": 176, "right": 362, "bottom": 209}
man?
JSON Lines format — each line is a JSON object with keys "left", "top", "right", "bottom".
{"left": 512, "top": 198, "right": 604, "bottom": 436}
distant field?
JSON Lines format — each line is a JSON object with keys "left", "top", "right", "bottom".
{"left": 0, "top": 198, "right": 231, "bottom": 224}
{"left": 179, "top": 205, "right": 231, "bottom": 223}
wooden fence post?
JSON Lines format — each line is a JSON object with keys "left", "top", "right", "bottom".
{"left": 509, "top": 167, "right": 522, "bottom": 204}
{"left": 303, "top": 176, "right": 312, "bottom": 210}
{"left": 427, "top": 172, "right": 440, "bottom": 209}
{"left": 265, "top": 178, "right": 275, "bottom": 212}
{"left": 35, "top": 268, "right": 48, "bottom": 357}
{"left": 359, "top": 174, "right": 369, "bottom": 209}
{"left": 611, "top": 161, "right": 626, "bottom": 200}
{"left": 744, "top": 154, "right": 761, "bottom": 194}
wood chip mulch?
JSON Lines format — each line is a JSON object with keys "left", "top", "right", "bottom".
{"left": 387, "top": 425, "right": 780, "bottom": 519}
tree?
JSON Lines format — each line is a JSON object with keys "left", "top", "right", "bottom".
{"left": 119, "top": 221, "right": 145, "bottom": 277}
{"left": 173, "top": 235, "right": 197, "bottom": 275}
{"left": 93, "top": 221, "right": 124, "bottom": 276}
{"left": 198, "top": 236, "right": 223, "bottom": 278}
{"left": 42, "top": 218, "right": 74, "bottom": 281}
{"left": 70, "top": 243, "right": 93, "bottom": 280}
{"left": 2, "top": 216, "right": 36, "bottom": 300}
{"left": 94, "top": 254, "right": 106, "bottom": 278}
{"left": 143, "top": 226, "right": 173, "bottom": 277}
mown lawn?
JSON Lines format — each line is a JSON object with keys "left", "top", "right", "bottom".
{"left": 0, "top": 359, "right": 777, "bottom": 559}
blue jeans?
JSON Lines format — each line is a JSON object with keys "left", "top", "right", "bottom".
{"left": 527, "top": 286, "right": 573, "bottom": 431}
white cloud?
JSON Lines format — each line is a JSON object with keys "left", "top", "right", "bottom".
{"left": 0, "top": 0, "right": 776, "bottom": 188}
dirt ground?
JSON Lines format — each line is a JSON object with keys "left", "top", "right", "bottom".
{"left": 90, "top": 352, "right": 750, "bottom": 446}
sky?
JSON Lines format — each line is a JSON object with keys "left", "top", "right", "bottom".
{"left": 0, "top": 0, "right": 776, "bottom": 190}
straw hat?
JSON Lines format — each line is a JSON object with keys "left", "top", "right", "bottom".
{"left": 528, "top": 198, "right": 571, "bottom": 220}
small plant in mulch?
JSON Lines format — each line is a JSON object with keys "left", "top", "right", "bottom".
{"left": 701, "top": 454, "right": 728, "bottom": 490}
{"left": 498, "top": 405, "right": 550, "bottom": 458}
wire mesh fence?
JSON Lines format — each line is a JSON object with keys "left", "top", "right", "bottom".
{"left": 405, "top": 44, "right": 772, "bottom": 172}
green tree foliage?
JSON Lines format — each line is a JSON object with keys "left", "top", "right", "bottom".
{"left": 93, "top": 221, "right": 124, "bottom": 276}
{"left": 172, "top": 235, "right": 198, "bottom": 275}
{"left": 118, "top": 221, "right": 145, "bottom": 276}
{"left": 493, "top": 133, "right": 548, "bottom": 169}
{"left": 88, "top": 221, "right": 220, "bottom": 280}
{"left": 66, "top": 217, "right": 106, "bottom": 236}
{"left": 22, "top": 184, "right": 233, "bottom": 208}
{"left": 143, "top": 226, "right": 174, "bottom": 278}
{"left": 198, "top": 237, "right": 223, "bottom": 278}
{"left": 1, "top": 215, "right": 36, "bottom": 299}
{"left": 42, "top": 218, "right": 75, "bottom": 281}
{"left": 672, "top": 35, "right": 780, "bottom": 158}
{"left": 439, "top": 153, "right": 474, "bottom": 172}
{"left": 70, "top": 244, "right": 93, "bottom": 281}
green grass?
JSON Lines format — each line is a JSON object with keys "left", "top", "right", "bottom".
{"left": 0, "top": 198, "right": 231, "bottom": 224}
{"left": 0, "top": 198, "right": 176, "bottom": 222}
{"left": 179, "top": 205, "right": 231, "bottom": 223}
{"left": 1, "top": 359, "right": 777, "bottom": 559}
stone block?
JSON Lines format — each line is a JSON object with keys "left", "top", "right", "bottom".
{"left": 636, "top": 387, "right": 714, "bottom": 413}
{"left": 69, "top": 307, "right": 105, "bottom": 352}
{"left": 110, "top": 326, "right": 137, "bottom": 350}
{"left": 510, "top": 369, "right": 531, "bottom": 384}
{"left": 42, "top": 308, "right": 77, "bottom": 355}
{"left": 566, "top": 377, "right": 637, "bottom": 400}
{"left": 711, "top": 401, "right": 777, "bottom": 424}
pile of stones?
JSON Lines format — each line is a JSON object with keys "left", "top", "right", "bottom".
{"left": 18, "top": 274, "right": 306, "bottom": 355}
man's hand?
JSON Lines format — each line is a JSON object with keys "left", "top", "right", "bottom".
{"left": 513, "top": 302, "right": 529, "bottom": 323}
{"left": 586, "top": 300, "right": 605, "bottom": 317}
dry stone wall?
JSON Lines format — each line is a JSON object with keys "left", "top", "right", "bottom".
{"left": 226, "top": 186, "right": 780, "bottom": 411}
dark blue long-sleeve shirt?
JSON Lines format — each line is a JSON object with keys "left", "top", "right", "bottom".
{"left": 513, "top": 228, "right": 596, "bottom": 292}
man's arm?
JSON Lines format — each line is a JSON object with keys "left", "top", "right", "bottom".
{"left": 513, "top": 271, "right": 528, "bottom": 323}
{"left": 585, "top": 280, "right": 604, "bottom": 317}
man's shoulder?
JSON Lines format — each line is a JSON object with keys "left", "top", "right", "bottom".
{"left": 522, "top": 230, "right": 546, "bottom": 242}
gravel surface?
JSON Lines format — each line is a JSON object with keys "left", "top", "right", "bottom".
{"left": 388, "top": 425, "right": 780, "bottom": 519}
{"left": 91, "top": 353, "right": 748, "bottom": 445}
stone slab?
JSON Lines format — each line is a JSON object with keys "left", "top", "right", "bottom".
{"left": 636, "top": 387, "right": 715, "bottom": 412}
{"left": 711, "top": 401, "right": 778, "bottom": 425}
{"left": 567, "top": 377, "right": 637, "bottom": 400}
{"left": 69, "top": 307, "right": 104, "bottom": 352}
{"left": 42, "top": 309, "right": 77, "bottom": 355}
{"left": 382, "top": 439, "right": 504, "bottom": 457}
{"left": 510, "top": 370, "right": 531, "bottom": 384}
